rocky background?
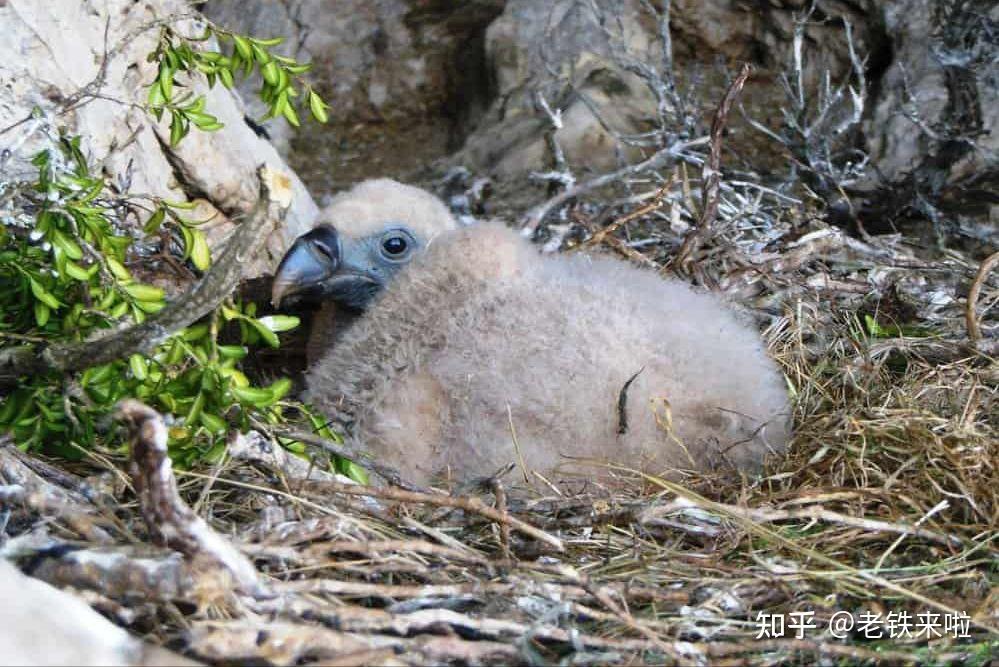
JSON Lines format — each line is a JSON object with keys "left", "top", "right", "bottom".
{"left": 3, "top": 0, "right": 993, "bottom": 273}
{"left": 203, "top": 0, "right": 996, "bottom": 253}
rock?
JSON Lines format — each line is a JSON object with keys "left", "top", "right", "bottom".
{"left": 458, "top": 0, "right": 660, "bottom": 177}
{"left": 0, "top": 0, "right": 319, "bottom": 280}
{"left": 0, "top": 559, "right": 197, "bottom": 666}
{"left": 866, "top": 0, "right": 998, "bottom": 185}
{"left": 202, "top": 0, "right": 505, "bottom": 192}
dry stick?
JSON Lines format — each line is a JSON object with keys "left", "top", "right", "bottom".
{"left": 300, "top": 479, "right": 565, "bottom": 552}
{"left": 581, "top": 176, "right": 675, "bottom": 250}
{"left": 0, "top": 167, "right": 291, "bottom": 386}
{"left": 490, "top": 478, "right": 513, "bottom": 561}
{"left": 669, "top": 63, "right": 753, "bottom": 273}
{"left": 521, "top": 135, "right": 708, "bottom": 235}
{"left": 965, "top": 250, "right": 999, "bottom": 346}
{"left": 117, "top": 399, "right": 267, "bottom": 597}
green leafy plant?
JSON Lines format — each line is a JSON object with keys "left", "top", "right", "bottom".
{"left": 0, "top": 141, "right": 355, "bottom": 477}
{"left": 0, "top": 21, "right": 356, "bottom": 476}
{"left": 146, "top": 24, "right": 330, "bottom": 145}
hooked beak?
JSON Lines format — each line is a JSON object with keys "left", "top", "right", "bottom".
{"left": 271, "top": 225, "right": 341, "bottom": 308}
{"left": 271, "top": 225, "right": 385, "bottom": 310}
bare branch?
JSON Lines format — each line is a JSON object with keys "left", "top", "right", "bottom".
{"left": 521, "top": 135, "right": 706, "bottom": 235}
{"left": 669, "top": 63, "right": 753, "bottom": 272}
{"left": 117, "top": 399, "right": 267, "bottom": 597}
{"left": 965, "top": 250, "right": 999, "bottom": 347}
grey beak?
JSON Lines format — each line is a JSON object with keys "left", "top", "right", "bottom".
{"left": 271, "top": 225, "right": 341, "bottom": 308}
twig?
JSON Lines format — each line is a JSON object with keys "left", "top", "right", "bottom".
{"left": 299, "top": 479, "right": 564, "bottom": 552}
{"left": 520, "top": 136, "right": 707, "bottom": 235}
{"left": 117, "top": 399, "right": 267, "bottom": 597}
{"left": 965, "top": 250, "right": 998, "bottom": 346}
{"left": 491, "top": 478, "right": 512, "bottom": 560}
{"left": 0, "top": 167, "right": 290, "bottom": 387}
{"left": 581, "top": 177, "right": 674, "bottom": 250}
{"left": 669, "top": 63, "right": 752, "bottom": 272}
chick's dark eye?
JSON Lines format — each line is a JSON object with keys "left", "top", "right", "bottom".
{"left": 382, "top": 236, "right": 408, "bottom": 256}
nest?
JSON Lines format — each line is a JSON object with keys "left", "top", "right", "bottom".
{"left": 1, "top": 179, "right": 996, "bottom": 665}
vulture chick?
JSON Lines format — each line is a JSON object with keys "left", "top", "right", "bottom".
{"left": 273, "top": 180, "right": 790, "bottom": 490}
{"left": 272, "top": 178, "right": 459, "bottom": 363}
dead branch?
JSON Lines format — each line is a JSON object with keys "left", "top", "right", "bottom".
{"left": 490, "top": 477, "right": 512, "bottom": 560}
{"left": 581, "top": 177, "right": 674, "bottom": 250}
{"left": 0, "top": 167, "right": 291, "bottom": 388}
{"left": 25, "top": 545, "right": 197, "bottom": 604}
{"left": 669, "top": 63, "right": 752, "bottom": 272}
{"left": 965, "top": 250, "right": 998, "bottom": 346}
{"left": 298, "top": 479, "right": 564, "bottom": 552}
{"left": 530, "top": 91, "right": 575, "bottom": 190}
{"left": 520, "top": 135, "right": 707, "bottom": 235}
{"left": 187, "top": 619, "right": 520, "bottom": 666}
{"left": 117, "top": 399, "right": 267, "bottom": 597}
{"left": 264, "top": 596, "right": 660, "bottom": 654}
{"left": 639, "top": 497, "right": 962, "bottom": 546}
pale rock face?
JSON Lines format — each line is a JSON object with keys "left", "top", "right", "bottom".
{"left": 865, "top": 0, "right": 999, "bottom": 184}
{"left": 0, "top": 560, "right": 194, "bottom": 666}
{"left": 0, "top": 0, "right": 319, "bottom": 280}
{"left": 205, "top": 0, "right": 996, "bottom": 237}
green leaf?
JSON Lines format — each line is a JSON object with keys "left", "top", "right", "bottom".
{"left": 64, "top": 261, "right": 92, "bottom": 281}
{"left": 281, "top": 101, "right": 300, "bottom": 128}
{"left": 134, "top": 299, "right": 165, "bottom": 314}
{"left": 158, "top": 62, "right": 174, "bottom": 100}
{"left": 147, "top": 80, "right": 165, "bottom": 108}
{"left": 169, "top": 111, "right": 186, "bottom": 147}
{"left": 285, "top": 63, "right": 313, "bottom": 75}
{"left": 268, "top": 377, "right": 293, "bottom": 402}
{"left": 247, "top": 318, "right": 280, "bottom": 348}
{"left": 185, "top": 391, "right": 205, "bottom": 425}
{"left": 200, "top": 412, "right": 227, "bottom": 434}
{"left": 220, "top": 305, "right": 241, "bottom": 321}
{"left": 339, "top": 459, "right": 369, "bottom": 485}
{"left": 255, "top": 315, "right": 300, "bottom": 333}
{"left": 217, "top": 345, "right": 248, "bottom": 360}
{"left": 29, "top": 278, "right": 62, "bottom": 309}
{"left": 189, "top": 228, "right": 211, "bottom": 271}
{"left": 182, "top": 323, "right": 209, "bottom": 341}
{"left": 232, "top": 34, "right": 253, "bottom": 61}
{"left": 250, "top": 43, "right": 271, "bottom": 64}
{"left": 52, "top": 229, "right": 83, "bottom": 260}
{"left": 129, "top": 354, "right": 148, "bottom": 381}
{"left": 106, "top": 257, "right": 131, "bottom": 281}
{"left": 308, "top": 90, "right": 329, "bottom": 124}
{"left": 34, "top": 301, "right": 51, "bottom": 327}
{"left": 251, "top": 36, "right": 284, "bottom": 47}
{"left": 109, "top": 301, "right": 129, "bottom": 319}
{"left": 123, "top": 283, "right": 165, "bottom": 302}
{"left": 261, "top": 60, "right": 280, "bottom": 86}
{"left": 219, "top": 68, "right": 235, "bottom": 89}
{"left": 144, "top": 207, "right": 166, "bottom": 234}
{"left": 231, "top": 385, "right": 275, "bottom": 407}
